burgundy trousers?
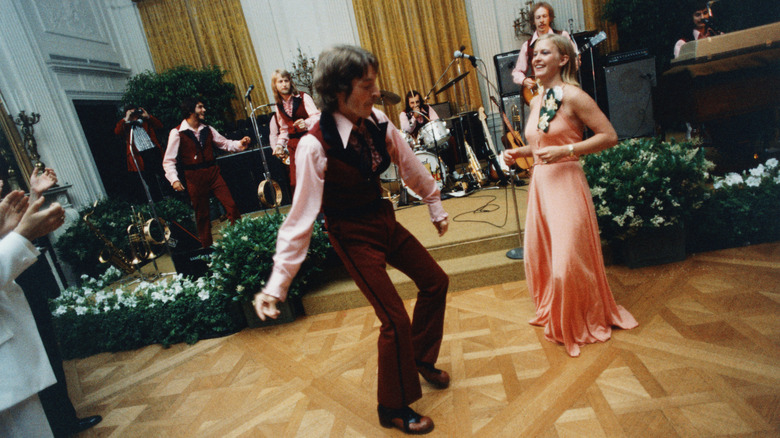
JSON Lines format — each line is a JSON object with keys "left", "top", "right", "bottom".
{"left": 184, "top": 165, "right": 240, "bottom": 247}
{"left": 326, "top": 200, "right": 448, "bottom": 409}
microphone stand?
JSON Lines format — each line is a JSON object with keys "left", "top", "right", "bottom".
{"left": 244, "top": 95, "right": 281, "bottom": 215}
{"left": 127, "top": 121, "right": 171, "bottom": 280}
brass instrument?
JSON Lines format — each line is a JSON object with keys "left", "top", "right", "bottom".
{"left": 511, "top": 104, "right": 522, "bottom": 131}
{"left": 464, "top": 140, "right": 486, "bottom": 187}
{"left": 127, "top": 207, "right": 170, "bottom": 265}
{"left": 83, "top": 204, "right": 136, "bottom": 275}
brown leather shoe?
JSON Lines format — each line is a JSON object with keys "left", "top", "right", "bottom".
{"left": 377, "top": 405, "right": 434, "bottom": 434}
{"left": 416, "top": 362, "right": 450, "bottom": 389}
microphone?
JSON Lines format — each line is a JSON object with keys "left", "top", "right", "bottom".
{"left": 454, "top": 50, "right": 480, "bottom": 66}
{"left": 244, "top": 84, "right": 254, "bottom": 100}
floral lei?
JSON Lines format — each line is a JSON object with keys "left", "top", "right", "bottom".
{"left": 538, "top": 86, "right": 563, "bottom": 133}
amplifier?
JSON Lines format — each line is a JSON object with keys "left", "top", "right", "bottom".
{"left": 605, "top": 49, "right": 651, "bottom": 66}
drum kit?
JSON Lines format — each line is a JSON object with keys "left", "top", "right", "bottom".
{"left": 376, "top": 70, "right": 489, "bottom": 205}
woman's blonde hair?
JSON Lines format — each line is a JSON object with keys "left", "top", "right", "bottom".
{"left": 536, "top": 33, "right": 580, "bottom": 87}
{"left": 270, "top": 69, "right": 298, "bottom": 103}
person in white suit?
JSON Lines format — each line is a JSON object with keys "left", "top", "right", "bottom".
{"left": 0, "top": 169, "right": 66, "bottom": 437}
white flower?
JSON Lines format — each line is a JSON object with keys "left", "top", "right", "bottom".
{"left": 749, "top": 164, "right": 766, "bottom": 177}
{"left": 551, "top": 85, "right": 563, "bottom": 101}
{"left": 236, "top": 285, "right": 245, "bottom": 292}
{"left": 591, "top": 186, "right": 606, "bottom": 197}
{"left": 198, "top": 290, "right": 210, "bottom": 301}
{"left": 54, "top": 306, "right": 67, "bottom": 316}
{"left": 775, "top": 175, "right": 780, "bottom": 185}
{"left": 650, "top": 216, "right": 665, "bottom": 227}
{"left": 241, "top": 235, "right": 249, "bottom": 241}
{"left": 766, "top": 158, "right": 778, "bottom": 169}
{"left": 538, "top": 113, "right": 550, "bottom": 131}
{"left": 75, "top": 306, "right": 88, "bottom": 315}
{"left": 724, "top": 173, "right": 743, "bottom": 186}
{"left": 76, "top": 297, "right": 85, "bottom": 305}
{"left": 746, "top": 176, "right": 761, "bottom": 187}
{"left": 597, "top": 205, "right": 611, "bottom": 216}
{"left": 713, "top": 179, "right": 724, "bottom": 189}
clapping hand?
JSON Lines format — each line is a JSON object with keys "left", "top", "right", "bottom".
{"left": 14, "top": 196, "right": 65, "bottom": 242}
{"left": 0, "top": 186, "right": 29, "bottom": 237}
{"left": 30, "top": 167, "right": 57, "bottom": 198}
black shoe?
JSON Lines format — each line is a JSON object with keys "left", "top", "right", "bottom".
{"left": 377, "top": 405, "right": 434, "bottom": 434}
{"left": 72, "top": 415, "right": 102, "bottom": 433}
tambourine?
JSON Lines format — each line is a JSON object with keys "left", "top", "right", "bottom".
{"left": 257, "top": 179, "right": 283, "bottom": 207}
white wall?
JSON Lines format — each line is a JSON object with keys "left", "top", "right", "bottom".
{"left": 240, "top": 0, "right": 361, "bottom": 105}
{"left": 0, "top": 0, "right": 154, "bottom": 210}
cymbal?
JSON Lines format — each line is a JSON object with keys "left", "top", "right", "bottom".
{"left": 435, "top": 71, "right": 470, "bottom": 95}
{"left": 375, "top": 90, "right": 401, "bottom": 105}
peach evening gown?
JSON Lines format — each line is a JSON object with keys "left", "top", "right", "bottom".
{"left": 523, "top": 87, "right": 637, "bottom": 357}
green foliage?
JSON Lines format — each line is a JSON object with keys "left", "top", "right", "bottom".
{"left": 120, "top": 65, "right": 237, "bottom": 135}
{"left": 582, "top": 137, "right": 714, "bottom": 242}
{"left": 50, "top": 269, "right": 244, "bottom": 359}
{"left": 55, "top": 197, "right": 196, "bottom": 279}
{"left": 688, "top": 158, "right": 780, "bottom": 251}
{"left": 209, "top": 212, "right": 331, "bottom": 302}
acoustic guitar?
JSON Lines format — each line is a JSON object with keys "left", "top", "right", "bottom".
{"left": 521, "top": 31, "right": 607, "bottom": 105}
{"left": 489, "top": 96, "right": 533, "bottom": 170}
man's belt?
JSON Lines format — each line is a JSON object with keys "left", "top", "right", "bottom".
{"left": 182, "top": 161, "right": 217, "bottom": 171}
{"left": 289, "top": 131, "right": 307, "bottom": 139}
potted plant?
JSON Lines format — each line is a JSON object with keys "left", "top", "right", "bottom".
{"left": 208, "top": 212, "right": 331, "bottom": 327}
{"left": 581, "top": 137, "right": 714, "bottom": 268}
{"left": 687, "top": 158, "right": 780, "bottom": 252}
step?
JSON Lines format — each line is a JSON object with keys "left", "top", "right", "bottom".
{"left": 302, "top": 247, "right": 525, "bottom": 315}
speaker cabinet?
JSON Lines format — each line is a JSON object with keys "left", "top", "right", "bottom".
{"left": 494, "top": 50, "right": 521, "bottom": 96}
{"left": 604, "top": 56, "right": 657, "bottom": 139}
{"left": 430, "top": 101, "right": 452, "bottom": 119}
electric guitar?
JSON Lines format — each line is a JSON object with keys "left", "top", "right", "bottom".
{"left": 477, "top": 107, "right": 509, "bottom": 182}
{"left": 522, "top": 30, "right": 607, "bottom": 105}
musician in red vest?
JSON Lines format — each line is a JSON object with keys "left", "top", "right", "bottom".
{"left": 512, "top": 2, "right": 578, "bottom": 99}
{"left": 254, "top": 46, "right": 450, "bottom": 435}
{"left": 269, "top": 69, "right": 320, "bottom": 195}
{"left": 163, "top": 97, "right": 250, "bottom": 247}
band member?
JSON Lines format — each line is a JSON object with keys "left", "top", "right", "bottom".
{"left": 674, "top": 1, "right": 719, "bottom": 58}
{"left": 503, "top": 34, "right": 637, "bottom": 357}
{"left": 113, "top": 105, "right": 166, "bottom": 202}
{"left": 163, "top": 97, "right": 250, "bottom": 248}
{"left": 255, "top": 45, "right": 450, "bottom": 435}
{"left": 269, "top": 69, "right": 320, "bottom": 194}
{"left": 512, "top": 2, "right": 578, "bottom": 99}
{"left": 398, "top": 90, "right": 439, "bottom": 140}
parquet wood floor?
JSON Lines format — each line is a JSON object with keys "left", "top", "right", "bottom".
{"left": 65, "top": 242, "right": 780, "bottom": 437}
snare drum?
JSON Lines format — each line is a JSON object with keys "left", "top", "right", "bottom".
{"left": 419, "top": 120, "right": 450, "bottom": 150}
{"left": 407, "top": 151, "right": 447, "bottom": 200}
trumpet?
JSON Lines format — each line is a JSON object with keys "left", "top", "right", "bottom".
{"left": 127, "top": 207, "right": 171, "bottom": 265}
{"left": 83, "top": 203, "right": 136, "bottom": 275}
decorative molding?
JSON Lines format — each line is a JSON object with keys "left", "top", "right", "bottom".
{"left": 33, "top": 0, "right": 108, "bottom": 44}
{"left": 46, "top": 57, "right": 130, "bottom": 78}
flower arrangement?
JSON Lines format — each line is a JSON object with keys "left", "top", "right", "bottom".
{"left": 208, "top": 212, "right": 331, "bottom": 303}
{"left": 687, "top": 158, "right": 780, "bottom": 251}
{"left": 49, "top": 267, "right": 243, "bottom": 359}
{"left": 581, "top": 137, "right": 714, "bottom": 242}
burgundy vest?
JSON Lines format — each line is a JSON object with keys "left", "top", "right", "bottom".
{"left": 175, "top": 124, "right": 216, "bottom": 169}
{"left": 276, "top": 92, "right": 310, "bottom": 139}
{"left": 308, "top": 112, "right": 391, "bottom": 218}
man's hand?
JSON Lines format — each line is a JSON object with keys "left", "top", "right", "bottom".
{"left": 434, "top": 218, "right": 449, "bottom": 237}
{"left": 0, "top": 189, "right": 29, "bottom": 238}
{"left": 14, "top": 197, "right": 65, "bottom": 242}
{"left": 30, "top": 167, "right": 57, "bottom": 198}
{"left": 238, "top": 136, "right": 251, "bottom": 150}
{"left": 293, "top": 119, "right": 306, "bottom": 131}
{"left": 523, "top": 77, "right": 537, "bottom": 90}
{"left": 254, "top": 292, "right": 280, "bottom": 321}
{"left": 172, "top": 181, "right": 185, "bottom": 192}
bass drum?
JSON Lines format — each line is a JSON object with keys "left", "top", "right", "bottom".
{"left": 407, "top": 151, "right": 447, "bottom": 200}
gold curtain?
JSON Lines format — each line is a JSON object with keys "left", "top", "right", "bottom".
{"left": 582, "top": 0, "right": 619, "bottom": 54}
{"left": 352, "top": 0, "right": 482, "bottom": 125}
{"left": 136, "top": 0, "right": 268, "bottom": 118}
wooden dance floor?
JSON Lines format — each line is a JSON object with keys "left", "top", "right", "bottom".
{"left": 64, "top": 242, "right": 780, "bottom": 437}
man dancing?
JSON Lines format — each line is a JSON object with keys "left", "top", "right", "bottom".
{"left": 163, "top": 97, "right": 250, "bottom": 247}
{"left": 254, "top": 46, "right": 450, "bottom": 435}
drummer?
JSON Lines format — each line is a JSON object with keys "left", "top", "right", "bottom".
{"left": 399, "top": 90, "right": 439, "bottom": 144}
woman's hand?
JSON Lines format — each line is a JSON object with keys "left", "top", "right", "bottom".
{"left": 536, "top": 145, "right": 570, "bottom": 164}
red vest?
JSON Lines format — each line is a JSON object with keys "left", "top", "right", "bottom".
{"left": 276, "top": 92, "right": 311, "bottom": 139}
{"left": 308, "top": 113, "right": 391, "bottom": 218}
{"left": 175, "top": 124, "right": 217, "bottom": 169}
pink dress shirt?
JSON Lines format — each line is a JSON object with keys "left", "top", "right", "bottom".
{"left": 512, "top": 29, "right": 578, "bottom": 85}
{"left": 263, "top": 108, "right": 448, "bottom": 301}
{"left": 274, "top": 93, "right": 321, "bottom": 147}
{"left": 162, "top": 120, "right": 245, "bottom": 184}
{"left": 398, "top": 106, "right": 440, "bottom": 135}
